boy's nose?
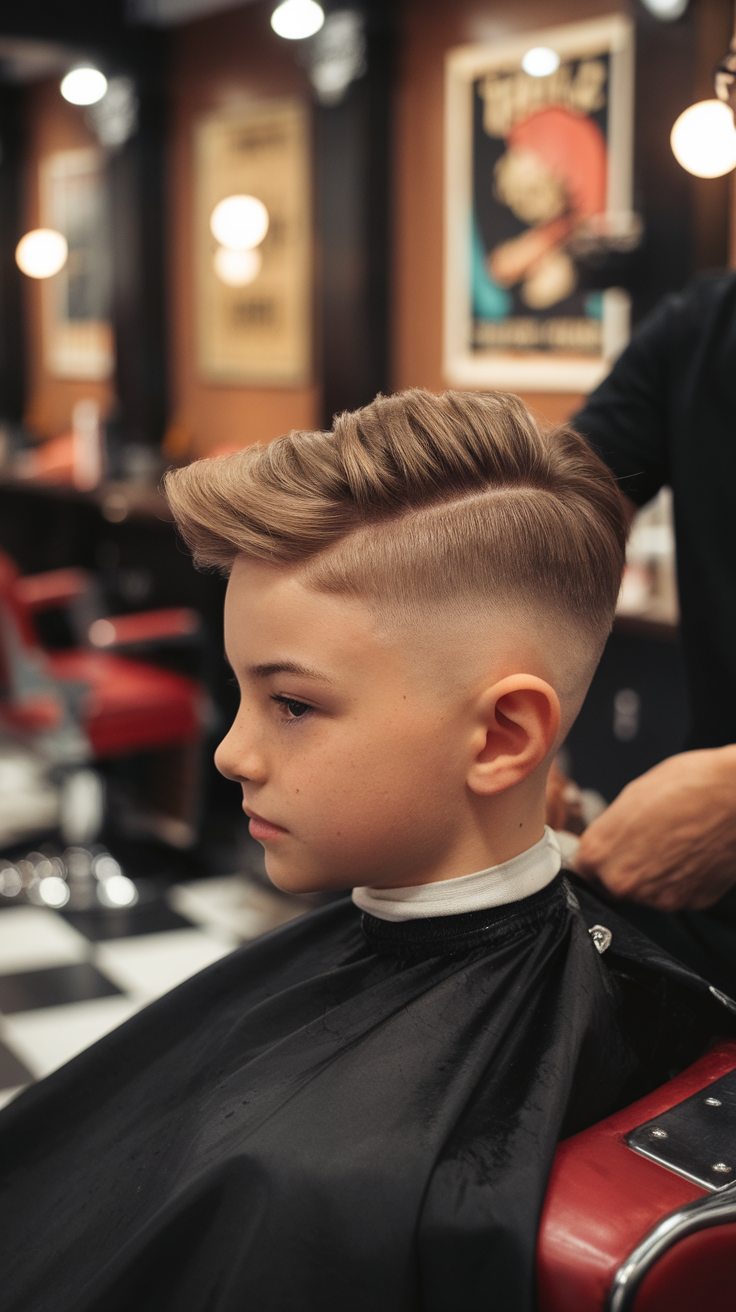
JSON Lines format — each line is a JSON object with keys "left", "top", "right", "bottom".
{"left": 214, "top": 719, "right": 266, "bottom": 784}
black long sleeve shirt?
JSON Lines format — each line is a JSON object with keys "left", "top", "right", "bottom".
{"left": 574, "top": 272, "right": 736, "bottom": 750}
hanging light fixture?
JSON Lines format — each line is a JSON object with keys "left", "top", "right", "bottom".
{"left": 60, "top": 66, "right": 108, "bottom": 106}
{"left": 670, "top": 99, "right": 736, "bottom": 178}
{"left": 640, "top": 0, "right": 688, "bottom": 19}
{"left": 15, "top": 229, "right": 68, "bottom": 279}
{"left": 213, "top": 248, "right": 263, "bottom": 287}
{"left": 271, "top": 0, "right": 325, "bottom": 40}
{"left": 210, "top": 195, "right": 269, "bottom": 250}
{"left": 210, "top": 195, "right": 270, "bottom": 288}
{"left": 521, "top": 47, "right": 560, "bottom": 78}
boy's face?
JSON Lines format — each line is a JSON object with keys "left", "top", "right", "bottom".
{"left": 218, "top": 557, "right": 509, "bottom": 894}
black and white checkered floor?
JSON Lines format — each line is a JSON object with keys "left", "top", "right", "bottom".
{"left": 0, "top": 875, "right": 309, "bottom": 1108}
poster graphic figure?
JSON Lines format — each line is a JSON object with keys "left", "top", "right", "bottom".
{"left": 446, "top": 18, "right": 636, "bottom": 392}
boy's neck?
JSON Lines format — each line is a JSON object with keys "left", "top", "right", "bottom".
{"left": 375, "top": 786, "right": 547, "bottom": 890}
{"left": 353, "top": 826, "right": 560, "bottom": 920}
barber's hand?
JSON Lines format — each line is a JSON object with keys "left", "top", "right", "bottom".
{"left": 574, "top": 746, "right": 736, "bottom": 911}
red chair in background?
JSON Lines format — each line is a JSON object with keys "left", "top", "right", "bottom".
{"left": 0, "top": 549, "right": 209, "bottom": 845}
{"left": 538, "top": 1040, "right": 736, "bottom": 1311}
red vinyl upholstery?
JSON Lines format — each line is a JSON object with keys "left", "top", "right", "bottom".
{"left": 88, "top": 607, "right": 199, "bottom": 648}
{"left": 0, "top": 548, "right": 205, "bottom": 760}
{"left": 0, "top": 551, "right": 37, "bottom": 653}
{"left": 631, "top": 1223, "right": 736, "bottom": 1310}
{"left": 47, "top": 650, "right": 202, "bottom": 757}
{"left": 537, "top": 1041, "right": 736, "bottom": 1312}
{"left": 14, "top": 567, "right": 89, "bottom": 612}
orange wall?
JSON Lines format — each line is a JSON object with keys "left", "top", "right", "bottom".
{"left": 392, "top": 0, "right": 634, "bottom": 425}
{"left": 22, "top": 79, "right": 114, "bottom": 440}
{"left": 169, "top": 1, "right": 320, "bottom": 458}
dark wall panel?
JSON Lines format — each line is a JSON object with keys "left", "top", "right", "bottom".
{"left": 0, "top": 86, "right": 24, "bottom": 421}
{"left": 316, "top": 0, "right": 393, "bottom": 425}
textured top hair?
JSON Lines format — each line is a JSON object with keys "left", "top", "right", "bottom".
{"left": 165, "top": 389, "right": 627, "bottom": 648}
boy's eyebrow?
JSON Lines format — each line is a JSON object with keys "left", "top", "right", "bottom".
{"left": 249, "top": 661, "right": 335, "bottom": 683}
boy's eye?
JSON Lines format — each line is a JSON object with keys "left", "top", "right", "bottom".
{"left": 272, "top": 695, "right": 312, "bottom": 719}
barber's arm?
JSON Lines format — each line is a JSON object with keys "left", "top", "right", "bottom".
{"left": 567, "top": 290, "right": 733, "bottom": 913}
{"left": 573, "top": 293, "right": 678, "bottom": 507}
{"left": 572, "top": 745, "right": 736, "bottom": 911}
{"left": 561, "top": 496, "right": 736, "bottom": 913}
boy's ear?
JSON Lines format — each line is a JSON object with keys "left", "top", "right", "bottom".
{"left": 467, "top": 675, "right": 561, "bottom": 796}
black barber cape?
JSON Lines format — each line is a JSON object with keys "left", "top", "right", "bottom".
{"left": 0, "top": 873, "right": 732, "bottom": 1312}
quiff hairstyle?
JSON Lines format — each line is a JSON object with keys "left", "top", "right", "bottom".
{"left": 165, "top": 389, "right": 627, "bottom": 654}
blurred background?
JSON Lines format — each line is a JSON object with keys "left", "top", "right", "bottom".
{"left": 0, "top": 0, "right": 730, "bottom": 1100}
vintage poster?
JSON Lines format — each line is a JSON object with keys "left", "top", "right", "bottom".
{"left": 41, "top": 148, "right": 114, "bottom": 381}
{"left": 444, "top": 16, "right": 636, "bottom": 391}
{"left": 195, "top": 100, "right": 312, "bottom": 386}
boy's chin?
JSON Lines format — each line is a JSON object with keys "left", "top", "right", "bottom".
{"left": 263, "top": 853, "right": 350, "bottom": 897}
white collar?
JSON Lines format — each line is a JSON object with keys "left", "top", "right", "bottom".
{"left": 352, "top": 827, "right": 561, "bottom": 922}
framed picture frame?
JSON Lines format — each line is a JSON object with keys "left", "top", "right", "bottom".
{"left": 444, "top": 14, "right": 635, "bottom": 392}
{"left": 195, "top": 99, "right": 312, "bottom": 387}
{"left": 41, "top": 148, "right": 114, "bottom": 381}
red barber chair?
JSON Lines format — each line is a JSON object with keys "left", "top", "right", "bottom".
{"left": 538, "top": 1040, "right": 736, "bottom": 1311}
{"left": 0, "top": 549, "right": 208, "bottom": 842}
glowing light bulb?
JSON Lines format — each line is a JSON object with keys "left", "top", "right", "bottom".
{"left": 39, "top": 876, "right": 70, "bottom": 908}
{"left": 641, "top": 0, "right": 688, "bottom": 19}
{"left": 521, "top": 47, "right": 560, "bottom": 78}
{"left": 271, "top": 0, "right": 324, "bottom": 40}
{"left": 210, "top": 195, "right": 269, "bottom": 251}
{"left": 0, "top": 866, "right": 22, "bottom": 897}
{"left": 93, "top": 853, "right": 122, "bottom": 881}
{"left": 670, "top": 100, "right": 736, "bottom": 177}
{"left": 15, "top": 229, "right": 68, "bottom": 278}
{"left": 97, "top": 873, "right": 138, "bottom": 907}
{"left": 60, "top": 67, "right": 108, "bottom": 106}
{"left": 213, "top": 247, "right": 262, "bottom": 286}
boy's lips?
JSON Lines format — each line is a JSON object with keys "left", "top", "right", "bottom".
{"left": 244, "top": 808, "right": 288, "bottom": 841}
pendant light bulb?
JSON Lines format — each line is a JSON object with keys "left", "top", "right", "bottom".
{"left": 271, "top": 0, "right": 325, "bottom": 40}
{"left": 61, "top": 67, "right": 108, "bottom": 106}
{"left": 15, "top": 229, "right": 68, "bottom": 278}
{"left": 670, "top": 99, "right": 736, "bottom": 177}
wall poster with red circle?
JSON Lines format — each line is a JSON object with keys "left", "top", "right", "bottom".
{"left": 444, "top": 16, "right": 638, "bottom": 393}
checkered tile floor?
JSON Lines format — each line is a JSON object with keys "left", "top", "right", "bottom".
{"left": 0, "top": 876, "right": 310, "bottom": 1108}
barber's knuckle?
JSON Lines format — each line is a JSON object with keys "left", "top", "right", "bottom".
{"left": 578, "top": 833, "right": 605, "bottom": 868}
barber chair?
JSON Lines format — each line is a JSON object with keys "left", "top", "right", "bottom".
{"left": 0, "top": 549, "right": 208, "bottom": 844}
{"left": 538, "top": 1040, "right": 736, "bottom": 1311}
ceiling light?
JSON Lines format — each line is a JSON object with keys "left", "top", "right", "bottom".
{"left": 521, "top": 47, "right": 560, "bottom": 78}
{"left": 641, "top": 0, "right": 688, "bottom": 20}
{"left": 60, "top": 66, "right": 108, "bottom": 106}
{"left": 15, "top": 229, "right": 68, "bottom": 278}
{"left": 271, "top": 0, "right": 325, "bottom": 40}
{"left": 670, "top": 99, "right": 736, "bottom": 177}
{"left": 210, "top": 195, "right": 269, "bottom": 251}
{"left": 213, "top": 247, "right": 263, "bottom": 287}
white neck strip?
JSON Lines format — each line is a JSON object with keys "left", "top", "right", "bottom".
{"left": 352, "top": 827, "right": 561, "bottom": 922}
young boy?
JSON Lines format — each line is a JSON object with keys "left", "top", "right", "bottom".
{"left": 0, "top": 389, "right": 732, "bottom": 1312}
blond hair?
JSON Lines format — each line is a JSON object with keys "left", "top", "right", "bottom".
{"left": 165, "top": 389, "right": 626, "bottom": 651}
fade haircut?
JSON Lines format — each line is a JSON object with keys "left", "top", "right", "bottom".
{"left": 165, "top": 389, "right": 627, "bottom": 659}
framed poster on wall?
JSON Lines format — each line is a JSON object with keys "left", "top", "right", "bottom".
{"left": 444, "top": 15, "right": 636, "bottom": 392}
{"left": 41, "top": 148, "right": 114, "bottom": 381}
{"left": 195, "top": 100, "right": 312, "bottom": 386}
